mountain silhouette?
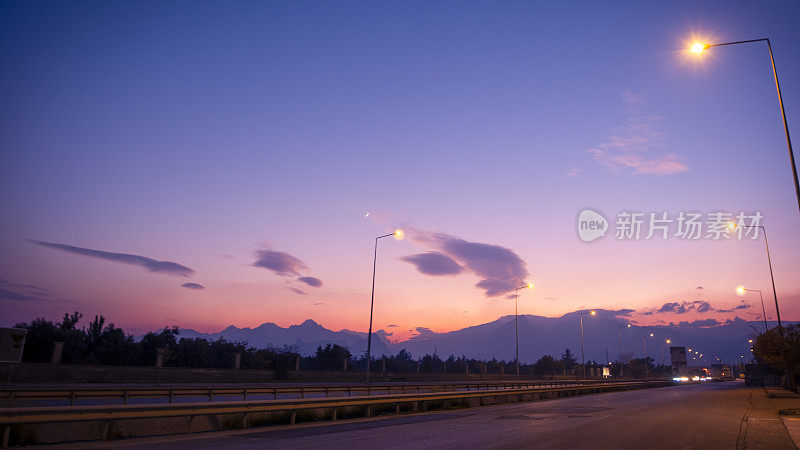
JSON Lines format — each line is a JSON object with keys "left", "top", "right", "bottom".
{"left": 176, "top": 310, "right": 776, "bottom": 365}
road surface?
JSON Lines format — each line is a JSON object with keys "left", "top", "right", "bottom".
{"left": 62, "top": 381, "right": 795, "bottom": 449}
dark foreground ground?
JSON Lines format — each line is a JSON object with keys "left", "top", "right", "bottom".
{"left": 57, "top": 381, "right": 795, "bottom": 449}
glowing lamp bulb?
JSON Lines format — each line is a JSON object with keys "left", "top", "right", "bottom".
{"left": 393, "top": 229, "right": 405, "bottom": 240}
{"left": 736, "top": 286, "right": 746, "bottom": 295}
{"left": 527, "top": 283, "right": 534, "bottom": 289}
{"left": 691, "top": 42, "right": 706, "bottom": 53}
{"left": 666, "top": 339, "right": 671, "bottom": 344}
{"left": 590, "top": 311, "right": 596, "bottom": 316}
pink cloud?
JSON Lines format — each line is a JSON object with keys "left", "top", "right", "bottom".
{"left": 588, "top": 91, "right": 689, "bottom": 176}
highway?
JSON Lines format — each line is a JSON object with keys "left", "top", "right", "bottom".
{"left": 59, "top": 381, "right": 795, "bottom": 449}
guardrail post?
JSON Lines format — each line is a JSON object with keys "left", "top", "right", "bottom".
{"left": 123, "top": 392, "right": 128, "bottom": 405}
{"left": 332, "top": 407, "right": 337, "bottom": 421}
{"left": 169, "top": 390, "right": 174, "bottom": 403}
{"left": 69, "top": 392, "right": 75, "bottom": 406}
{"left": 208, "top": 391, "right": 213, "bottom": 402}
{"left": 301, "top": 388, "right": 305, "bottom": 399}
{"left": 395, "top": 403, "right": 400, "bottom": 414}
{"left": 273, "top": 388, "right": 278, "bottom": 400}
{"left": 242, "top": 412, "right": 248, "bottom": 429}
{"left": 3, "top": 425, "right": 9, "bottom": 449}
{"left": 366, "top": 405, "right": 372, "bottom": 417}
{"left": 290, "top": 411, "right": 296, "bottom": 425}
{"left": 102, "top": 421, "right": 112, "bottom": 441}
{"left": 243, "top": 389, "right": 247, "bottom": 401}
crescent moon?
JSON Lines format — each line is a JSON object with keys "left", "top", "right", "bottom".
{"left": 364, "top": 212, "right": 370, "bottom": 217}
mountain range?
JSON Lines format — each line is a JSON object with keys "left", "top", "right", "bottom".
{"left": 177, "top": 309, "right": 776, "bottom": 365}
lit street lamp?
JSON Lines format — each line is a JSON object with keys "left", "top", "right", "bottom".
{"left": 579, "top": 310, "right": 596, "bottom": 378}
{"left": 661, "top": 339, "right": 672, "bottom": 375}
{"left": 736, "top": 285, "right": 769, "bottom": 333}
{"left": 729, "top": 222, "right": 781, "bottom": 328}
{"left": 643, "top": 333, "right": 654, "bottom": 378}
{"left": 618, "top": 324, "right": 631, "bottom": 377}
{"left": 365, "top": 229, "right": 403, "bottom": 384}
{"left": 513, "top": 283, "right": 534, "bottom": 380}
{"left": 690, "top": 38, "right": 799, "bottom": 213}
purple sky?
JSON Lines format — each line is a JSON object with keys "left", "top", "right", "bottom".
{"left": 1, "top": 1, "right": 799, "bottom": 341}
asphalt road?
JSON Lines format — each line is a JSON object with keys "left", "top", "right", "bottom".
{"left": 68, "top": 381, "right": 795, "bottom": 449}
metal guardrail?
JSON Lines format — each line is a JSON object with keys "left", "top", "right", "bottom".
{"left": 0, "top": 381, "right": 670, "bottom": 447}
{"left": 0, "top": 380, "right": 601, "bottom": 406}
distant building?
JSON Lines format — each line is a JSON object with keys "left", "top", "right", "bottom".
{"left": 669, "top": 346, "right": 688, "bottom": 374}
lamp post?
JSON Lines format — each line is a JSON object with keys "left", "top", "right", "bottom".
{"left": 690, "top": 38, "right": 799, "bottom": 213}
{"left": 579, "top": 310, "right": 596, "bottom": 379}
{"left": 642, "top": 333, "right": 654, "bottom": 378}
{"left": 365, "top": 229, "right": 403, "bottom": 384}
{"left": 618, "top": 324, "right": 631, "bottom": 378}
{"left": 736, "top": 286, "right": 769, "bottom": 333}
{"left": 729, "top": 222, "right": 781, "bottom": 328}
{"left": 661, "top": 339, "right": 672, "bottom": 375}
{"left": 512, "top": 283, "right": 534, "bottom": 380}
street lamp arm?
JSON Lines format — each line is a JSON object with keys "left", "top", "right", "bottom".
{"left": 701, "top": 37, "right": 799, "bottom": 214}
{"left": 707, "top": 38, "right": 768, "bottom": 48}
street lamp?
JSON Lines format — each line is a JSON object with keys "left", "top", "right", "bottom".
{"left": 618, "top": 324, "right": 631, "bottom": 378}
{"left": 642, "top": 333, "right": 654, "bottom": 378}
{"left": 365, "top": 229, "right": 403, "bottom": 384}
{"left": 689, "top": 38, "right": 799, "bottom": 213}
{"left": 736, "top": 285, "right": 769, "bottom": 333}
{"left": 513, "top": 283, "right": 534, "bottom": 380}
{"left": 579, "top": 310, "right": 596, "bottom": 379}
{"left": 661, "top": 339, "right": 672, "bottom": 375}
{"left": 729, "top": 222, "right": 781, "bottom": 328}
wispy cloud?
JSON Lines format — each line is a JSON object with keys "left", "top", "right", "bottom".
{"left": 643, "top": 300, "right": 715, "bottom": 315}
{"left": 400, "top": 252, "right": 464, "bottom": 276}
{"left": 181, "top": 283, "right": 205, "bottom": 290}
{"left": 406, "top": 229, "right": 529, "bottom": 297}
{"left": 717, "top": 300, "right": 750, "bottom": 313}
{"left": 288, "top": 287, "right": 307, "bottom": 296}
{"left": 587, "top": 91, "right": 688, "bottom": 175}
{"left": 297, "top": 276, "right": 323, "bottom": 287}
{"left": 0, "top": 278, "right": 49, "bottom": 297}
{"left": 254, "top": 250, "right": 308, "bottom": 277}
{"left": 676, "top": 319, "right": 720, "bottom": 327}
{"left": 30, "top": 240, "right": 195, "bottom": 277}
{"left": 0, "top": 288, "right": 43, "bottom": 302}
{"left": 565, "top": 167, "right": 582, "bottom": 178}
{"left": 253, "top": 248, "right": 324, "bottom": 288}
